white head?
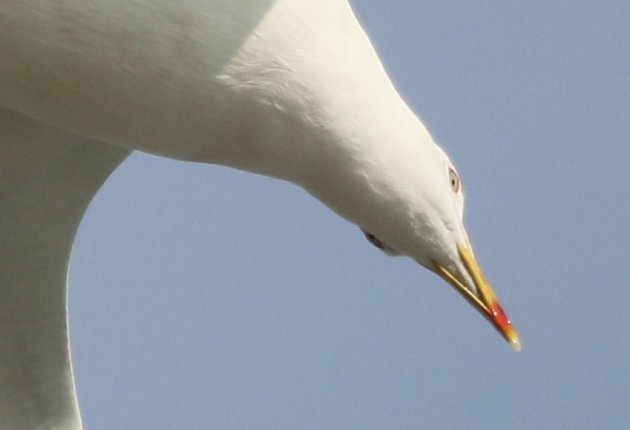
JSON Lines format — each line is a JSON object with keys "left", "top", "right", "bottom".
{"left": 301, "top": 113, "right": 520, "bottom": 351}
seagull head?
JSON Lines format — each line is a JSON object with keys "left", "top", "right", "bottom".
{"left": 356, "top": 140, "right": 521, "bottom": 351}
{"left": 301, "top": 115, "right": 521, "bottom": 351}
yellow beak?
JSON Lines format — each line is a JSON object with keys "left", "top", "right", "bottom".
{"left": 432, "top": 243, "right": 521, "bottom": 351}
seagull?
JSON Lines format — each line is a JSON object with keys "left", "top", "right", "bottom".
{"left": 0, "top": 1, "right": 520, "bottom": 428}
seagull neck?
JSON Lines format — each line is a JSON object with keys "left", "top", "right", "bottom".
{"left": 208, "top": 0, "right": 420, "bottom": 188}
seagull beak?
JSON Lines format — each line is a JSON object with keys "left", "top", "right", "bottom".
{"left": 431, "top": 243, "right": 521, "bottom": 351}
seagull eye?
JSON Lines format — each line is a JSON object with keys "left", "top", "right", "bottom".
{"left": 448, "top": 167, "right": 460, "bottom": 193}
{"left": 360, "top": 229, "right": 398, "bottom": 255}
{"left": 363, "top": 230, "right": 385, "bottom": 250}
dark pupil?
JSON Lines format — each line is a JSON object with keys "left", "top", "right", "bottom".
{"left": 450, "top": 172, "right": 457, "bottom": 189}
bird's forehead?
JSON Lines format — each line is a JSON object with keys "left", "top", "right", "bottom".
{"left": 432, "top": 144, "right": 456, "bottom": 170}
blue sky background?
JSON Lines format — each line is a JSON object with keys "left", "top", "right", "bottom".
{"left": 70, "top": 2, "right": 630, "bottom": 429}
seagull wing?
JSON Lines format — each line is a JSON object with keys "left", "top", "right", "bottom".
{"left": 0, "top": 109, "right": 130, "bottom": 430}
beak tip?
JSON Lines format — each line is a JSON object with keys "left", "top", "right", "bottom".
{"left": 493, "top": 308, "right": 522, "bottom": 352}
{"left": 504, "top": 325, "right": 522, "bottom": 352}
{"left": 509, "top": 335, "right": 522, "bottom": 352}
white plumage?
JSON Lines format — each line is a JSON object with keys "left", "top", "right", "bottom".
{"left": 0, "top": 1, "right": 519, "bottom": 428}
